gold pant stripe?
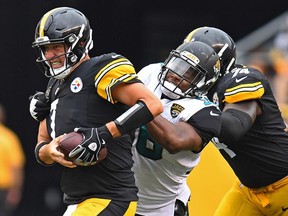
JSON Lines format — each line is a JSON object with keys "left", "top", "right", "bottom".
{"left": 123, "top": 201, "right": 137, "bottom": 216}
{"left": 72, "top": 198, "right": 111, "bottom": 216}
{"left": 65, "top": 198, "right": 137, "bottom": 216}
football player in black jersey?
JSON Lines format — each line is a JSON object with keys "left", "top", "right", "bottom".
{"left": 185, "top": 27, "right": 288, "bottom": 215}
{"left": 29, "top": 7, "right": 163, "bottom": 216}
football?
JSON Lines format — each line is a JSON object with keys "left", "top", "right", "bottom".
{"left": 58, "top": 131, "right": 107, "bottom": 163}
{"left": 58, "top": 132, "right": 84, "bottom": 161}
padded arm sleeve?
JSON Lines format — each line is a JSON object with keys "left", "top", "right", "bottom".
{"left": 219, "top": 108, "right": 253, "bottom": 143}
{"left": 114, "top": 100, "right": 154, "bottom": 135}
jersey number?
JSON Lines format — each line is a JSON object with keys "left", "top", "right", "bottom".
{"left": 211, "top": 137, "right": 236, "bottom": 158}
{"left": 49, "top": 99, "right": 59, "bottom": 139}
{"left": 135, "top": 126, "right": 163, "bottom": 160}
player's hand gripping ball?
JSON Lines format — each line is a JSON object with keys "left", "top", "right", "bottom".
{"left": 58, "top": 132, "right": 107, "bottom": 164}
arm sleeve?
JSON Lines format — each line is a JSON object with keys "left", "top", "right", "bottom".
{"left": 219, "top": 108, "right": 253, "bottom": 143}
{"left": 114, "top": 100, "right": 154, "bottom": 135}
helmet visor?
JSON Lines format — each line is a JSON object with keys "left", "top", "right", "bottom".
{"left": 165, "top": 56, "right": 204, "bottom": 86}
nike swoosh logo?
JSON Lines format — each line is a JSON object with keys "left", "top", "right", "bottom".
{"left": 210, "top": 111, "right": 220, "bottom": 116}
{"left": 282, "top": 206, "right": 288, "bottom": 211}
{"left": 236, "top": 76, "right": 247, "bottom": 83}
{"left": 101, "top": 139, "right": 106, "bottom": 145}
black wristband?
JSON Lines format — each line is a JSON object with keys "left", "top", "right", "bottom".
{"left": 34, "top": 141, "right": 54, "bottom": 166}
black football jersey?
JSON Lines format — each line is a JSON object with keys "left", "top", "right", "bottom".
{"left": 45, "top": 53, "right": 141, "bottom": 204}
{"left": 208, "top": 65, "right": 288, "bottom": 188}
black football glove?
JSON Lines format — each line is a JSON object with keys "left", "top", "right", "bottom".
{"left": 29, "top": 92, "right": 50, "bottom": 121}
{"left": 70, "top": 126, "right": 112, "bottom": 166}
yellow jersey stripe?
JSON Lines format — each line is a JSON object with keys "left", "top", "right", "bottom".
{"left": 104, "top": 74, "right": 139, "bottom": 102}
{"left": 105, "top": 79, "right": 117, "bottom": 102}
{"left": 94, "top": 58, "right": 134, "bottom": 85}
{"left": 94, "top": 58, "right": 138, "bottom": 103}
{"left": 225, "top": 82, "right": 262, "bottom": 93}
{"left": 224, "top": 82, "right": 264, "bottom": 103}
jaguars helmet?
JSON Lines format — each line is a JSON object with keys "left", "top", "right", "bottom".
{"left": 183, "top": 26, "right": 236, "bottom": 76}
{"left": 32, "top": 7, "right": 93, "bottom": 79}
{"left": 160, "top": 41, "right": 221, "bottom": 99}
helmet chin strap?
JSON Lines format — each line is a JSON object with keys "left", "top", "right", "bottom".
{"left": 49, "top": 57, "right": 72, "bottom": 79}
{"left": 52, "top": 66, "right": 71, "bottom": 80}
{"left": 48, "top": 49, "right": 79, "bottom": 79}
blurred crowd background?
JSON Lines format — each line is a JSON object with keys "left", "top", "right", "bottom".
{"left": 0, "top": 0, "right": 287, "bottom": 215}
{"left": 237, "top": 11, "right": 288, "bottom": 121}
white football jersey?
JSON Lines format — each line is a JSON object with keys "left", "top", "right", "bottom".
{"left": 132, "top": 63, "right": 221, "bottom": 215}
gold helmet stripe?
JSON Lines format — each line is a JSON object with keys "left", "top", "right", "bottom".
{"left": 183, "top": 26, "right": 207, "bottom": 44}
{"left": 39, "top": 8, "right": 59, "bottom": 37}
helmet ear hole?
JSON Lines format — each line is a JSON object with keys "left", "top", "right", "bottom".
{"left": 68, "top": 34, "right": 77, "bottom": 43}
{"left": 70, "top": 55, "right": 78, "bottom": 63}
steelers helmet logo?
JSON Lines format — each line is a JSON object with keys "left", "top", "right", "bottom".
{"left": 70, "top": 77, "right": 83, "bottom": 93}
{"left": 171, "top": 103, "right": 185, "bottom": 118}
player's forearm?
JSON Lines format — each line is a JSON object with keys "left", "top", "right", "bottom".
{"left": 146, "top": 115, "right": 181, "bottom": 153}
{"left": 147, "top": 116, "right": 203, "bottom": 153}
{"left": 36, "top": 120, "right": 54, "bottom": 165}
{"left": 35, "top": 142, "right": 55, "bottom": 165}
